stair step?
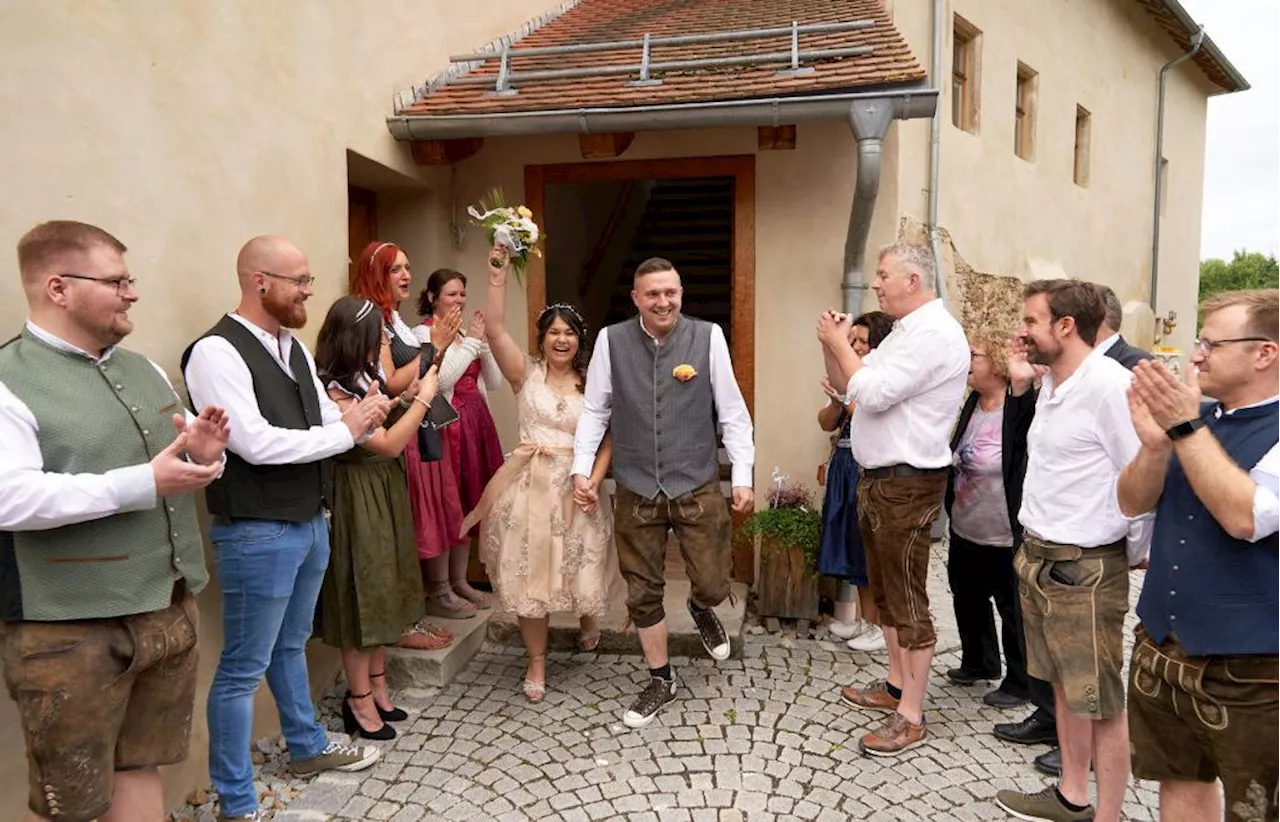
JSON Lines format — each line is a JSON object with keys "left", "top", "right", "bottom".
{"left": 382, "top": 607, "right": 494, "bottom": 689}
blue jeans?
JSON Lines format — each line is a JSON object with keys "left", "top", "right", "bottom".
{"left": 207, "top": 514, "right": 331, "bottom": 817}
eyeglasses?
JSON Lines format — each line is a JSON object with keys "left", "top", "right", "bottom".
{"left": 260, "top": 271, "right": 317, "bottom": 288}
{"left": 59, "top": 273, "right": 137, "bottom": 295}
{"left": 1192, "top": 337, "right": 1271, "bottom": 355}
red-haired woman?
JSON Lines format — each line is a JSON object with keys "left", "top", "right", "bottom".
{"left": 349, "top": 241, "right": 471, "bottom": 635}
{"left": 412, "top": 270, "right": 505, "bottom": 611}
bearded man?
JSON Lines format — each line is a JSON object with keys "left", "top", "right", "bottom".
{"left": 182, "top": 236, "right": 392, "bottom": 821}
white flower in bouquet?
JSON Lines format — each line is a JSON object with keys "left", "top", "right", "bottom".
{"left": 467, "top": 189, "right": 544, "bottom": 280}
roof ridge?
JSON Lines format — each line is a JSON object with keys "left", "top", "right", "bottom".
{"left": 394, "top": 0, "right": 584, "bottom": 112}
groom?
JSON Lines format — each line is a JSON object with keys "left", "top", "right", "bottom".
{"left": 573, "top": 256, "right": 755, "bottom": 729}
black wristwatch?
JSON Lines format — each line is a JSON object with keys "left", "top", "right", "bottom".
{"left": 1165, "top": 418, "right": 1205, "bottom": 441}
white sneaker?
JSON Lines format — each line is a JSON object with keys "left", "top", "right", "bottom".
{"left": 846, "top": 624, "right": 886, "bottom": 652}
{"left": 828, "top": 619, "right": 867, "bottom": 640}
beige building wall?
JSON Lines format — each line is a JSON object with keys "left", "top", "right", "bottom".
{"left": 887, "top": 0, "right": 1214, "bottom": 352}
{"left": 0, "top": 1, "right": 551, "bottom": 816}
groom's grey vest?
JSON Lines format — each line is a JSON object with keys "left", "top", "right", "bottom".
{"left": 608, "top": 316, "right": 719, "bottom": 500}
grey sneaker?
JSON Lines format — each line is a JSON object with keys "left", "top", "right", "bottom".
{"left": 622, "top": 675, "right": 679, "bottom": 729}
{"left": 995, "top": 786, "right": 1094, "bottom": 821}
{"left": 687, "top": 600, "right": 730, "bottom": 660}
{"left": 289, "top": 741, "right": 381, "bottom": 776}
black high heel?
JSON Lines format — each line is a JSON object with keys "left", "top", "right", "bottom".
{"left": 342, "top": 692, "right": 395, "bottom": 740}
{"left": 369, "top": 672, "right": 408, "bottom": 722}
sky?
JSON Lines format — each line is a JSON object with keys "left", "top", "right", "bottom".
{"left": 1179, "top": 0, "right": 1279, "bottom": 261}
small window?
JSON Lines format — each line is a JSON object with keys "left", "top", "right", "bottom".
{"left": 1014, "top": 62, "right": 1038, "bottom": 161}
{"left": 952, "top": 16, "right": 981, "bottom": 133}
{"left": 1073, "top": 106, "right": 1091, "bottom": 186}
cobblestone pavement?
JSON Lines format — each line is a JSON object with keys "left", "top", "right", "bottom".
{"left": 274, "top": 544, "right": 1158, "bottom": 822}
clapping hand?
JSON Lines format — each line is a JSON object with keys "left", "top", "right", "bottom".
{"left": 816, "top": 309, "right": 852, "bottom": 349}
{"left": 467, "top": 310, "right": 486, "bottom": 340}
{"left": 1131, "top": 359, "right": 1201, "bottom": 431}
{"left": 819, "top": 377, "right": 843, "bottom": 403}
{"left": 177, "top": 405, "right": 229, "bottom": 465}
{"left": 1007, "top": 336, "right": 1047, "bottom": 392}
{"left": 430, "top": 305, "right": 464, "bottom": 352}
{"left": 342, "top": 383, "right": 393, "bottom": 439}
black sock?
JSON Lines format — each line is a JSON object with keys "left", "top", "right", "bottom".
{"left": 651, "top": 663, "right": 673, "bottom": 682}
{"left": 1054, "top": 788, "right": 1089, "bottom": 812}
{"left": 688, "top": 600, "right": 708, "bottom": 613}
{"left": 886, "top": 683, "right": 903, "bottom": 700}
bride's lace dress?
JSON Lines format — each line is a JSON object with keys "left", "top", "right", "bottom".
{"left": 466, "top": 359, "right": 621, "bottom": 618}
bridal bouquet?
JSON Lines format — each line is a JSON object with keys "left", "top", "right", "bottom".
{"left": 468, "top": 188, "right": 543, "bottom": 278}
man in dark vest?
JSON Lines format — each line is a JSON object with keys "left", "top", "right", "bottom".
{"left": 0, "top": 220, "right": 227, "bottom": 822}
{"left": 573, "top": 257, "right": 755, "bottom": 729}
{"left": 183, "top": 236, "right": 391, "bottom": 821}
{"left": 1118, "top": 288, "right": 1278, "bottom": 822}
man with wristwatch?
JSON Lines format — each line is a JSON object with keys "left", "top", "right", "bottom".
{"left": 1118, "top": 288, "right": 1278, "bottom": 822}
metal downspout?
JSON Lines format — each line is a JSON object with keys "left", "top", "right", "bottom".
{"left": 1151, "top": 26, "right": 1204, "bottom": 312}
{"left": 928, "top": 0, "right": 947, "bottom": 308}
{"left": 842, "top": 100, "right": 895, "bottom": 314}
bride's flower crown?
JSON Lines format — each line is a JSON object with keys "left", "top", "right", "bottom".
{"left": 539, "top": 302, "right": 586, "bottom": 330}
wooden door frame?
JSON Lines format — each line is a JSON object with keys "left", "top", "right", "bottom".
{"left": 523, "top": 155, "right": 757, "bottom": 582}
{"left": 522, "top": 155, "right": 755, "bottom": 416}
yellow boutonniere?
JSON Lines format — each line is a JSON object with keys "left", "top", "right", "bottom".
{"left": 672, "top": 364, "right": 697, "bottom": 382}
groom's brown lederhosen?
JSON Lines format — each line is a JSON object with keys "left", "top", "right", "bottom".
{"left": 606, "top": 315, "right": 732, "bottom": 628}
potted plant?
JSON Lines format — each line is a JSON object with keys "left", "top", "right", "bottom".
{"left": 738, "top": 473, "right": 822, "bottom": 623}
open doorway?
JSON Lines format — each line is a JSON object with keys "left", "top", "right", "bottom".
{"left": 523, "top": 155, "right": 756, "bottom": 582}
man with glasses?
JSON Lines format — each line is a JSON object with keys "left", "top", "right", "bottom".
{"left": 183, "top": 235, "right": 392, "bottom": 821}
{"left": 1118, "top": 289, "right": 1278, "bottom": 822}
{"left": 0, "top": 220, "right": 228, "bottom": 822}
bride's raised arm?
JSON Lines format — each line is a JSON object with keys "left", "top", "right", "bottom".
{"left": 484, "top": 242, "right": 528, "bottom": 390}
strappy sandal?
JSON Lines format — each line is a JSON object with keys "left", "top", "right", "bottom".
{"left": 398, "top": 622, "right": 452, "bottom": 651}
{"left": 523, "top": 654, "right": 546, "bottom": 703}
{"left": 453, "top": 584, "right": 493, "bottom": 610}
{"left": 424, "top": 582, "right": 477, "bottom": 619}
{"left": 368, "top": 672, "right": 408, "bottom": 722}
{"left": 578, "top": 616, "right": 601, "bottom": 652}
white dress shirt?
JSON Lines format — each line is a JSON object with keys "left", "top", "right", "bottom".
{"left": 1213, "top": 396, "right": 1279, "bottom": 542}
{"left": 1019, "top": 346, "right": 1153, "bottom": 548}
{"left": 573, "top": 317, "right": 755, "bottom": 488}
{"left": 1093, "top": 332, "right": 1121, "bottom": 357}
{"left": 0, "top": 321, "right": 190, "bottom": 530}
{"left": 844, "top": 298, "right": 970, "bottom": 470}
{"left": 184, "top": 314, "right": 354, "bottom": 465}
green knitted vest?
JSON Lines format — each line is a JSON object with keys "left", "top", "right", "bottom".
{"left": 0, "top": 329, "right": 208, "bottom": 620}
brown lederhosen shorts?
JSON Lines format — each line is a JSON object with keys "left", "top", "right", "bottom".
{"left": 856, "top": 469, "right": 947, "bottom": 650}
{"left": 1129, "top": 627, "right": 1279, "bottom": 822}
{"left": 2, "top": 586, "right": 199, "bottom": 821}
{"left": 613, "top": 480, "right": 731, "bottom": 629}
{"left": 1014, "top": 534, "right": 1129, "bottom": 719}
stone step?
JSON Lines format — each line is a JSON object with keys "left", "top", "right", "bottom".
{"left": 485, "top": 579, "right": 750, "bottom": 660}
{"left": 381, "top": 607, "right": 494, "bottom": 689}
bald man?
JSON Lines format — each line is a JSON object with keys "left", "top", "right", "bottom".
{"left": 183, "top": 236, "right": 391, "bottom": 821}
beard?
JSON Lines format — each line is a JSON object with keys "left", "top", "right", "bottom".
{"left": 1025, "top": 340, "right": 1056, "bottom": 366}
{"left": 264, "top": 289, "right": 307, "bottom": 329}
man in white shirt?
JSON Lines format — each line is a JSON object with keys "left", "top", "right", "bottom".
{"left": 183, "top": 236, "right": 390, "bottom": 821}
{"left": 817, "top": 242, "right": 969, "bottom": 756}
{"left": 995, "top": 279, "right": 1148, "bottom": 822}
{"left": 572, "top": 257, "right": 754, "bottom": 730}
{"left": 0, "top": 220, "right": 227, "bottom": 822}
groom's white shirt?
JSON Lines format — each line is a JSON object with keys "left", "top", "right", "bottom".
{"left": 572, "top": 317, "right": 754, "bottom": 488}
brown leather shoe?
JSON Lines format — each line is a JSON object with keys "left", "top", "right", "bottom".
{"left": 859, "top": 712, "right": 927, "bottom": 757}
{"left": 840, "top": 680, "right": 900, "bottom": 713}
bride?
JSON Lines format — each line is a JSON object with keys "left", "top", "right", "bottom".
{"left": 460, "top": 242, "right": 622, "bottom": 702}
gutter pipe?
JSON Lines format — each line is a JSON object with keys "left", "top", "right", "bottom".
{"left": 1150, "top": 25, "right": 1204, "bottom": 312}
{"left": 387, "top": 86, "right": 937, "bottom": 140}
{"left": 927, "top": 0, "right": 948, "bottom": 310}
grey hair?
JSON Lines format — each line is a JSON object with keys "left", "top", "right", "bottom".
{"left": 878, "top": 242, "right": 936, "bottom": 291}
{"left": 1093, "top": 283, "right": 1123, "bottom": 332}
